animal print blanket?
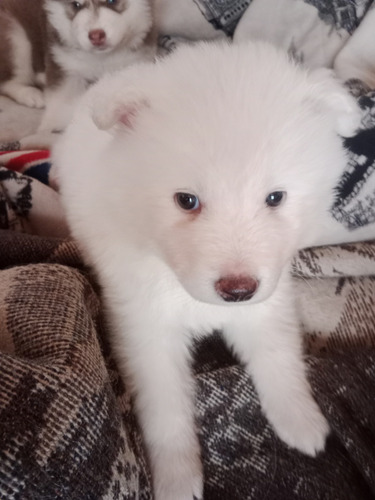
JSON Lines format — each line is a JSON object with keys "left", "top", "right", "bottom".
{"left": 1, "top": 1, "right": 375, "bottom": 498}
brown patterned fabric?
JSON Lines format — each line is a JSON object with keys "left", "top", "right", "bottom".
{"left": 1, "top": 229, "right": 375, "bottom": 499}
{"left": 0, "top": 232, "right": 152, "bottom": 500}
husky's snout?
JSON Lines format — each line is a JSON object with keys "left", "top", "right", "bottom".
{"left": 88, "top": 28, "right": 106, "bottom": 47}
{"left": 215, "top": 275, "right": 259, "bottom": 302}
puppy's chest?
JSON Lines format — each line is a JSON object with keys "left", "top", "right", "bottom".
{"left": 184, "top": 301, "right": 248, "bottom": 338}
{"left": 50, "top": 45, "right": 150, "bottom": 82}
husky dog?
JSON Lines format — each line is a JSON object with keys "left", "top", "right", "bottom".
{"left": 0, "top": 0, "right": 155, "bottom": 135}
{"left": 55, "top": 41, "right": 361, "bottom": 500}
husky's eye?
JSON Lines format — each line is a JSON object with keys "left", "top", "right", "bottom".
{"left": 265, "top": 191, "right": 286, "bottom": 208}
{"left": 106, "top": 0, "right": 117, "bottom": 4}
{"left": 71, "top": 1, "right": 83, "bottom": 10}
{"left": 175, "top": 193, "right": 200, "bottom": 212}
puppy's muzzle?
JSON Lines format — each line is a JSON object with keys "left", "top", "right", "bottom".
{"left": 89, "top": 29, "right": 106, "bottom": 47}
{"left": 215, "top": 275, "right": 258, "bottom": 302}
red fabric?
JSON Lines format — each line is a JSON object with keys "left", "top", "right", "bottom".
{"left": 0, "top": 150, "right": 50, "bottom": 172}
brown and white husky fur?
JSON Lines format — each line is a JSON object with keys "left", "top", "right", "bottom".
{"left": 0, "top": 0, "right": 155, "bottom": 137}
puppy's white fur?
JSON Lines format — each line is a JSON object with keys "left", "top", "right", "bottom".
{"left": 55, "top": 41, "right": 361, "bottom": 500}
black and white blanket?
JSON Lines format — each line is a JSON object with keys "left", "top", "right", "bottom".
{"left": 159, "top": 0, "right": 375, "bottom": 85}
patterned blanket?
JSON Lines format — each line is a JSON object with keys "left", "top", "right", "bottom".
{"left": 1, "top": 1, "right": 375, "bottom": 499}
{"left": 160, "top": 0, "right": 375, "bottom": 86}
{"left": 1, "top": 232, "right": 375, "bottom": 500}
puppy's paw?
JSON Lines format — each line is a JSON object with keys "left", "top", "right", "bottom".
{"left": 153, "top": 444, "right": 203, "bottom": 500}
{"left": 18, "top": 87, "right": 45, "bottom": 109}
{"left": 270, "top": 396, "right": 329, "bottom": 456}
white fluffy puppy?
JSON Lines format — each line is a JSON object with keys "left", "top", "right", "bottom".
{"left": 55, "top": 41, "right": 361, "bottom": 500}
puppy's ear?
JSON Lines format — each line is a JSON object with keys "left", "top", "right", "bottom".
{"left": 91, "top": 87, "right": 149, "bottom": 131}
{"left": 308, "top": 68, "right": 362, "bottom": 137}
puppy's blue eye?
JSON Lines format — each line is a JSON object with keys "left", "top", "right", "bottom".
{"left": 72, "top": 1, "right": 83, "bottom": 10}
{"left": 106, "top": 0, "right": 117, "bottom": 4}
{"left": 175, "top": 193, "right": 200, "bottom": 212}
{"left": 265, "top": 191, "right": 286, "bottom": 207}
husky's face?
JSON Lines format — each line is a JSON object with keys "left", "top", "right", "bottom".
{"left": 45, "top": 0, "right": 152, "bottom": 52}
{"left": 60, "top": 43, "right": 361, "bottom": 307}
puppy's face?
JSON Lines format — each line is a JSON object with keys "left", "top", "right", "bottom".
{"left": 108, "top": 113, "right": 330, "bottom": 306}
{"left": 64, "top": 42, "right": 361, "bottom": 307}
{"left": 45, "top": 0, "right": 152, "bottom": 52}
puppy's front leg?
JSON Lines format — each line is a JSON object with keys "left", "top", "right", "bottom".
{"left": 223, "top": 273, "right": 329, "bottom": 456}
{"left": 37, "top": 77, "right": 87, "bottom": 133}
{"left": 109, "top": 299, "right": 203, "bottom": 500}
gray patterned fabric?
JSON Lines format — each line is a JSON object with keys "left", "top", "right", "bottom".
{"left": 333, "top": 87, "right": 375, "bottom": 229}
{"left": 190, "top": 0, "right": 373, "bottom": 37}
{"left": 304, "top": 0, "right": 370, "bottom": 33}
{"left": 1, "top": 230, "right": 375, "bottom": 499}
{"left": 192, "top": 0, "right": 251, "bottom": 35}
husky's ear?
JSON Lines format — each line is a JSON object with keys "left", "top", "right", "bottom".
{"left": 308, "top": 68, "right": 362, "bottom": 137}
{"left": 91, "top": 87, "right": 149, "bottom": 131}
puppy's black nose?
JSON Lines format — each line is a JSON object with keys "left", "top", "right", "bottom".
{"left": 89, "top": 29, "right": 106, "bottom": 47}
{"left": 215, "top": 275, "right": 258, "bottom": 302}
